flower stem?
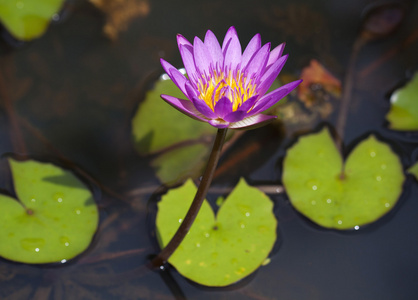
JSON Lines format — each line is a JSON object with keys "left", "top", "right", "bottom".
{"left": 150, "top": 128, "right": 228, "bottom": 268}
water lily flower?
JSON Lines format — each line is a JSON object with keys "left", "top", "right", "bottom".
{"left": 160, "top": 26, "right": 302, "bottom": 129}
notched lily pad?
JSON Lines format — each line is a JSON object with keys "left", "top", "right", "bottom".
{"left": 0, "top": 0, "right": 64, "bottom": 41}
{"left": 386, "top": 72, "right": 418, "bottom": 131}
{"left": 282, "top": 128, "right": 405, "bottom": 229}
{"left": 0, "top": 158, "right": 99, "bottom": 264}
{"left": 156, "top": 178, "right": 277, "bottom": 286}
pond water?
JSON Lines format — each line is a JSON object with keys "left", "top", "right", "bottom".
{"left": 0, "top": 0, "right": 418, "bottom": 299}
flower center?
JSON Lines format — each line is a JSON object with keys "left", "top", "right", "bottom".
{"left": 196, "top": 69, "right": 257, "bottom": 112}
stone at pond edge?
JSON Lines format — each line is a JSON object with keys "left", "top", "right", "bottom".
{"left": 156, "top": 178, "right": 277, "bottom": 286}
{"left": 0, "top": 159, "right": 99, "bottom": 264}
{"left": 282, "top": 128, "right": 405, "bottom": 229}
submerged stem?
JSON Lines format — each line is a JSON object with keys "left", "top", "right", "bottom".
{"left": 150, "top": 128, "right": 228, "bottom": 268}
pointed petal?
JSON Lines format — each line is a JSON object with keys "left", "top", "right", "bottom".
{"left": 241, "top": 33, "right": 261, "bottom": 69}
{"left": 185, "top": 81, "right": 198, "bottom": 99}
{"left": 214, "top": 96, "right": 233, "bottom": 118}
{"left": 209, "top": 119, "right": 230, "bottom": 128}
{"left": 222, "top": 26, "right": 238, "bottom": 52}
{"left": 204, "top": 30, "right": 223, "bottom": 69}
{"left": 236, "top": 95, "right": 258, "bottom": 113}
{"left": 193, "top": 36, "right": 213, "bottom": 76}
{"left": 223, "top": 34, "right": 242, "bottom": 71}
{"left": 177, "top": 34, "right": 192, "bottom": 48}
{"left": 252, "top": 79, "right": 302, "bottom": 114}
{"left": 257, "top": 54, "right": 288, "bottom": 96}
{"left": 191, "top": 97, "right": 218, "bottom": 119}
{"left": 160, "top": 94, "right": 207, "bottom": 121}
{"left": 266, "top": 43, "right": 285, "bottom": 69}
{"left": 179, "top": 44, "right": 198, "bottom": 84}
{"left": 160, "top": 59, "right": 189, "bottom": 97}
{"left": 229, "top": 114, "right": 277, "bottom": 129}
{"left": 244, "top": 42, "right": 270, "bottom": 78}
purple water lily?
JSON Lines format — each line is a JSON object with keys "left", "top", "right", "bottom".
{"left": 160, "top": 26, "right": 302, "bottom": 129}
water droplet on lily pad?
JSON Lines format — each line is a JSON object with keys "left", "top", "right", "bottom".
{"left": 156, "top": 178, "right": 277, "bottom": 286}
{"left": 0, "top": 158, "right": 99, "bottom": 264}
{"left": 282, "top": 128, "right": 405, "bottom": 229}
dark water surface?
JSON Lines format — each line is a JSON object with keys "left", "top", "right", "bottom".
{"left": 1, "top": 0, "right": 418, "bottom": 299}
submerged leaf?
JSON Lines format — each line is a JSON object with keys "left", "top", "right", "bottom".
{"left": 132, "top": 77, "right": 215, "bottom": 155}
{"left": 132, "top": 76, "right": 216, "bottom": 185}
{"left": 0, "top": 159, "right": 99, "bottom": 264}
{"left": 283, "top": 128, "right": 405, "bottom": 229}
{"left": 156, "top": 178, "right": 277, "bottom": 286}
{"left": 151, "top": 144, "right": 209, "bottom": 187}
{"left": 386, "top": 72, "right": 418, "bottom": 131}
{"left": 0, "top": 0, "right": 64, "bottom": 41}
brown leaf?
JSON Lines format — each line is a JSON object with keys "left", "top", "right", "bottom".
{"left": 298, "top": 59, "right": 341, "bottom": 107}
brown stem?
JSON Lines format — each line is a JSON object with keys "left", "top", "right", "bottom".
{"left": 150, "top": 128, "right": 228, "bottom": 268}
{"left": 335, "top": 37, "right": 367, "bottom": 156}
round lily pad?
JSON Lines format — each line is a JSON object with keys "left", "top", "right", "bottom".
{"left": 156, "top": 178, "right": 277, "bottom": 286}
{"left": 0, "top": 158, "right": 99, "bottom": 264}
{"left": 386, "top": 72, "right": 418, "bottom": 130}
{"left": 0, "top": 0, "right": 64, "bottom": 41}
{"left": 282, "top": 128, "right": 405, "bottom": 229}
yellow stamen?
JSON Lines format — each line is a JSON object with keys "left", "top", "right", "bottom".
{"left": 197, "top": 70, "right": 257, "bottom": 112}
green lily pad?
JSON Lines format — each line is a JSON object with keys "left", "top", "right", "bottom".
{"left": 407, "top": 161, "right": 418, "bottom": 181}
{"left": 132, "top": 77, "right": 215, "bottom": 155}
{"left": 282, "top": 128, "right": 405, "bottom": 229}
{"left": 386, "top": 72, "right": 418, "bottom": 130}
{"left": 0, "top": 158, "right": 99, "bottom": 264}
{"left": 0, "top": 0, "right": 64, "bottom": 41}
{"left": 156, "top": 178, "right": 277, "bottom": 286}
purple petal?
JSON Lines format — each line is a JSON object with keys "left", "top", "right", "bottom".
{"left": 252, "top": 79, "right": 302, "bottom": 114}
{"left": 229, "top": 114, "right": 277, "bottom": 129}
{"left": 222, "top": 26, "right": 238, "bottom": 52}
{"left": 160, "top": 94, "right": 207, "bottom": 121}
{"left": 204, "top": 30, "right": 223, "bottom": 69}
{"left": 209, "top": 119, "right": 230, "bottom": 128}
{"left": 257, "top": 54, "right": 288, "bottom": 96}
{"left": 184, "top": 81, "right": 198, "bottom": 99}
{"left": 223, "top": 34, "right": 242, "bottom": 71}
{"left": 193, "top": 36, "right": 213, "bottom": 76}
{"left": 160, "top": 59, "right": 189, "bottom": 97}
{"left": 244, "top": 42, "right": 270, "bottom": 78}
{"left": 179, "top": 44, "right": 198, "bottom": 85}
{"left": 223, "top": 110, "right": 246, "bottom": 122}
{"left": 241, "top": 33, "right": 261, "bottom": 69}
{"left": 191, "top": 97, "right": 218, "bottom": 119}
{"left": 235, "top": 95, "right": 258, "bottom": 113}
{"left": 222, "top": 96, "right": 258, "bottom": 122}
{"left": 266, "top": 43, "right": 285, "bottom": 69}
{"left": 177, "top": 34, "right": 192, "bottom": 48}
{"left": 214, "top": 96, "right": 233, "bottom": 118}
